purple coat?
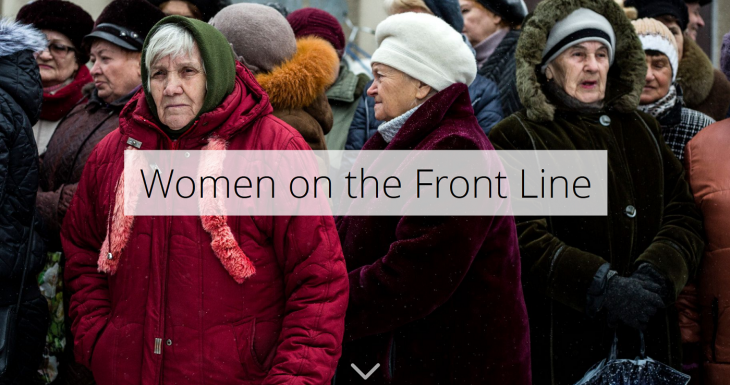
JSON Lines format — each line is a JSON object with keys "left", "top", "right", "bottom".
{"left": 335, "top": 83, "right": 531, "bottom": 384}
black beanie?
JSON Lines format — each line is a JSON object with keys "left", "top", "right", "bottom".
{"left": 84, "top": 0, "right": 166, "bottom": 52}
{"left": 475, "top": 0, "right": 528, "bottom": 26}
{"left": 17, "top": 0, "right": 94, "bottom": 64}
{"left": 629, "top": 0, "right": 690, "bottom": 31}
{"left": 422, "top": 0, "right": 464, "bottom": 32}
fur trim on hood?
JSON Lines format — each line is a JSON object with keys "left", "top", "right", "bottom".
{"left": 677, "top": 38, "right": 714, "bottom": 107}
{"left": 516, "top": 0, "right": 646, "bottom": 122}
{"left": 255, "top": 36, "right": 339, "bottom": 110}
{"left": 0, "top": 18, "right": 46, "bottom": 57}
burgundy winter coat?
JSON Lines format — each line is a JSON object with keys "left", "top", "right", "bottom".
{"left": 61, "top": 63, "right": 349, "bottom": 385}
{"left": 334, "top": 83, "right": 531, "bottom": 384}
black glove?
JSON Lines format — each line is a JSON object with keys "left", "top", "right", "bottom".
{"left": 631, "top": 263, "right": 673, "bottom": 306}
{"left": 603, "top": 275, "right": 665, "bottom": 330}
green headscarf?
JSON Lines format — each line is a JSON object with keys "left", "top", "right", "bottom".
{"left": 141, "top": 15, "right": 236, "bottom": 135}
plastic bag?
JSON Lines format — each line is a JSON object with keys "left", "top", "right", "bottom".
{"left": 574, "top": 332, "right": 690, "bottom": 385}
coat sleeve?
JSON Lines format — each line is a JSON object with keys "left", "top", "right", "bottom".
{"left": 468, "top": 75, "right": 503, "bottom": 135}
{"left": 345, "top": 81, "right": 375, "bottom": 151}
{"left": 61, "top": 147, "right": 111, "bottom": 368}
{"left": 0, "top": 111, "right": 10, "bottom": 278}
{"left": 36, "top": 183, "right": 77, "bottom": 234}
{"left": 634, "top": 112, "right": 704, "bottom": 299}
{"left": 345, "top": 214, "right": 492, "bottom": 341}
{"left": 488, "top": 116, "right": 609, "bottom": 312}
{"left": 264, "top": 140, "right": 349, "bottom": 385}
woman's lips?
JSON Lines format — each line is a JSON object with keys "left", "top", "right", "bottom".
{"left": 165, "top": 104, "right": 187, "bottom": 109}
{"left": 580, "top": 81, "right": 597, "bottom": 89}
{"left": 38, "top": 64, "right": 53, "bottom": 69}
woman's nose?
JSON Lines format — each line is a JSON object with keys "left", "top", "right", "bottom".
{"left": 163, "top": 75, "right": 183, "bottom": 96}
{"left": 366, "top": 82, "right": 378, "bottom": 97}
{"left": 90, "top": 61, "right": 101, "bottom": 76}
{"left": 585, "top": 55, "right": 599, "bottom": 72}
{"left": 37, "top": 49, "right": 53, "bottom": 61}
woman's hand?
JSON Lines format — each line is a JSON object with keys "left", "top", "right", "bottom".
{"left": 603, "top": 275, "right": 665, "bottom": 330}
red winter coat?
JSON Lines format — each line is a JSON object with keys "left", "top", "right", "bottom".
{"left": 683, "top": 119, "right": 730, "bottom": 384}
{"left": 61, "top": 63, "right": 349, "bottom": 385}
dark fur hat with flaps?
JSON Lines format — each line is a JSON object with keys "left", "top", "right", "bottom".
{"left": 516, "top": 0, "right": 646, "bottom": 122}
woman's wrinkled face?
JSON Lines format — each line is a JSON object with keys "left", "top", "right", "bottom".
{"left": 150, "top": 44, "right": 206, "bottom": 131}
{"left": 641, "top": 52, "right": 673, "bottom": 105}
{"left": 459, "top": 0, "right": 502, "bottom": 46}
{"left": 367, "top": 63, "right": 431, "bottom": 122}
{"left": 90, "top": 40, "right": 142, "bottom": 104}
{"left": 546, "top": 41, "right": 610, "bottom": 104}
{"left": 37, "top": 30, "right": 78, "bottom": 88}
{"left": 657, "top": 17, "right": 684, "bottom": 60}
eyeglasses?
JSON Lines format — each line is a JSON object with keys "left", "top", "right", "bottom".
{"left": 41, "top": 42, "right": 77, "bottom": 59}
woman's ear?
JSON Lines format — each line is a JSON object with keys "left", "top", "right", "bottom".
{"left": 416, "top": 82, "right": 433, "bottom": 100}
{"left": 545, "top": 65, "right": 554, "bottom": 81}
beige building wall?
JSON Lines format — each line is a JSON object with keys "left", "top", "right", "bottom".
{"left": 353, "top": 1, "right": 387, "bottom": 54}
{"left": 2, "top": 0, "right": 111, "bottom": 20}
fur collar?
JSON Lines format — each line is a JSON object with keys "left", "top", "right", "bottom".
{"left": 515, "top": 0, "right": 646, "bottom": 122}
{"left": 677, "top": 38, "right": 714, "bottom": 107}
{"left": 255, "top": 36, "right": 339, "bottom": 110}
{"left": 0, "top": 19, "right": 46, "bottom": 57}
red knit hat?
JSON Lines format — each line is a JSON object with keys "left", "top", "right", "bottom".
{"left": 287, "top": 8, "right": 345, "bottom": 58}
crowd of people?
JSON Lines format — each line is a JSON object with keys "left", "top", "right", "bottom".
{"left": 1, "top": 0, "right": 730, "bottom": 384}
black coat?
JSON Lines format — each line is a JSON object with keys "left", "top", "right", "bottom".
{"left": 478, "top": 29, "right": 523, "bottom": 117}
{"left": 488, "top": 0, "right": 704, "bottom": 383}
{"left": 0, "top": 20, "right": 49, "bottom": 384}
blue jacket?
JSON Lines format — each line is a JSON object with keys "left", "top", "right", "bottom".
{"left": 345, "top": 74, "right": 502, "bottom": 150}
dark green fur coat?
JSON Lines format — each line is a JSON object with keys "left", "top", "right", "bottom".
{"left": 489, "top": 0, "right": 704, "bottom": 383}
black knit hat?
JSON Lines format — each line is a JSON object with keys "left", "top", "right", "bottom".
{"left": 629, "top": 0, "right": 690, "bottom": 31}
{"left": 17, "top": 0, "right": 94, "bottom": 64}
{"left": 85, "top": 0, "right": 166, "bottom": 52}
{"left": 422, "top": 0, "right": 464, "bottom": 32}
{"left": 475, "top": 0, "right": 528, "bottom": 26}
{"left": 147, "top": 0, "right": 230, "bottom": 21}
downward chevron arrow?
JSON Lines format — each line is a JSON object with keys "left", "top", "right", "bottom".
{"left": 351, "top": 363, "right": 380, "bottom": 380}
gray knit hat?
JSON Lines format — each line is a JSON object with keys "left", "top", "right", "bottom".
{"left": 209, "top": 3, "right": 296, "bottom": 74}
{"left": 540, "top": 8, "right": 616, "bottom": 73}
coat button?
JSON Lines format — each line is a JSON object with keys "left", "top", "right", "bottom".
{"left": 600, "top": 115, "right": 611, "bottom": 126}
{"left": 624, "top": 205, "right": 637, "bottom": 218}
{"left": 107, "top": 252, "right": 113, "bottom": 260}
{"left": 184, "top": 152, "right": 191, "bottom": 158}
{"left": 166, "top": 339, "right": 172, "bottom": 346}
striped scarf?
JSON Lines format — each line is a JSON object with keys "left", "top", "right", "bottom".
{"left": 638, "top": 84, "right": 677, "bottom": 120}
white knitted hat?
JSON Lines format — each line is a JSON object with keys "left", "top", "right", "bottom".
{"left": 371, "top": 12, "right": 476, "bottom": 91}
{"left": 541, "top": 8, "right": 616, "bottom": 73}
{"left": 632, "top": 18, "right": 679, "bottom": 81}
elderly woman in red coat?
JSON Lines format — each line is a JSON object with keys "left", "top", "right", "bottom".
{"left": 334, "top": 12, "right": 531, "bottom": 385}
{"left": 61, "top": 16, "right": 348, "bottom": 385}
